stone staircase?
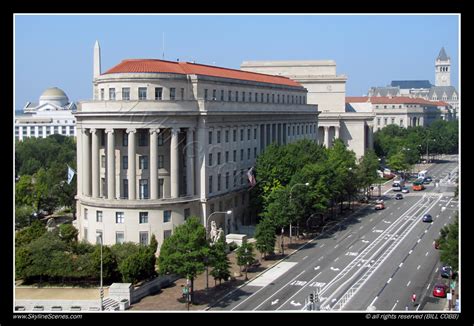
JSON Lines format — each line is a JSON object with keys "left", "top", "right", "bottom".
{"left": 102, "top": 297, "right": 120, "bottom": 311}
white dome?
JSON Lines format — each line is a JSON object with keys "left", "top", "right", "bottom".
{"left": 39, "top": 87, "right": 69, "bottom": 106}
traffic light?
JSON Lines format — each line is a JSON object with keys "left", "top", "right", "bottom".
{"left": 309, "top": 293, "right": 314, "bottom": 303}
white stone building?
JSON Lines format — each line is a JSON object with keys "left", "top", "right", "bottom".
{"left": 15, "top": 87, "right": 77, "bottom": 141}
{"left": 74, "top": 42, "right": 319, "bottom": 249}
{"left": 241, "top": 60, "right": 375, "bottom": 158}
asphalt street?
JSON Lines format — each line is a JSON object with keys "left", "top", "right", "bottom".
{"left": 209, "top": 156, "right": 459, "bottom": 312}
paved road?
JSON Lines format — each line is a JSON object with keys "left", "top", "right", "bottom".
{"left": 209, "top": 157, "right": 459, "bottom": 312}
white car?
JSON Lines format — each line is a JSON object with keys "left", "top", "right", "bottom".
{"left": 401, "top": 187, "right": 409, "bottom": 193}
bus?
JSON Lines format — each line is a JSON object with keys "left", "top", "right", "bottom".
{"left": 412, "top": 179, "right": 425, "bottom": 191}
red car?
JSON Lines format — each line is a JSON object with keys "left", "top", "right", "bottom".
{"left": 433, "top": 284, "right": 449, "bottom": 298}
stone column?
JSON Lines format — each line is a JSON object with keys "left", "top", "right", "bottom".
{"left": 105, "top": 128, "right": 115, "bottom": 200}
{"left": 197, "top": 119, "right": 208, "bottom": 201}
{"left": 127, "top": 129, "right": 136, "bottom": 200}
{"left": 149, "top": 128, "right": 159, "bottom": 200}
{"left": 91, "top": 128, "right": 100, "bottom": 198}
{"left": 278, "top": 123, "right": 282, "bottom": 145}
{"left": 324, "top": 126, "right": 330, "bottom": 148}
{"left": 76, "top": 127, "right": 83, "bottom": 196}
{"left": 368, "top": 126, "right": 374, "bottom": 150}
{"left": 170, "top": 128, "right": 180, "bottom": 198}
{"left": 262, "top": 124, "right": 267, "bottom": 151}
{"left": 186, "top": 127, "right": 195, "bottom": 196}
{"left": 335, "top": 126, "right": 340, "bottom": 139}
{"left": 83, "top": 129, "right": 91, "bottom": 197}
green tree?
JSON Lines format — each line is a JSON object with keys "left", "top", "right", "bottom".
{"left": 387, "top": 151, "right": 409, "bottom": 173}
{"left": 157, "top": 217, "right": 208, "bottom": 303}
{"left": 15, "top": 205, "right": 35, "bottom": 230}
{"left": 15, "top": 220, "right": 46, "bottom": 248}
{"left": 236, "top": 240, "right": 255, "bottom": 280}
{"left": 91, "top": 245, "right": 120, "bottom": 284}
{"left": 438, "top": 213, "right": 459, "bottom": 271}
{"left": 209, "top": 235, "right": 231, "bottom": 286}
{"left": 357, "top": 150, "right": 379, "bottom": 199}
{"left": 254, "top": 217, "right": 276, "bottom": 259}
{"left": 58, "top": 224, "right": 78, "bottom": 244}
{"left": 118, "top": 247, "right": 157, "bottom": 283}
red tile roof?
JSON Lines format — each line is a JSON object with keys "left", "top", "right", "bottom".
{"left": 346, "top": 96, "right": 449, "bottom": 106}
{"left": 104, "top": 59, "right": 303, "bottom": 88}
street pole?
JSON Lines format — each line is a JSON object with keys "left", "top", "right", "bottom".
{"left": 98, "top": 234, "right": 103, "bottom": 311}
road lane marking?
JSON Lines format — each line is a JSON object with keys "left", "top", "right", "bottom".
{"left": 318, "top": 256, "right": 324, "bottom": 261}
{"left": 391, "top": 300, "right": 398, "bottom": 311}
{"left": 387, "top": 278, "right": 392, "bottom": 284}
{"left": 409, "top": 250, "right": 413, "bottom": 254}
{"left": 399, "top": 262, "right": 403, "bottom": 268}
{"left": 330, "top": 267, "right": 340, "bottom": 271}
{"left": 417, "top": 239, "right": 421, "bottom": 243}
{"left": 334, "top": 257, "right": 339, "bottom": 262}
{"left": 271, "top": 299, "right": 279, "bottom": 305}
{"left": 407, "top": 281, "right": 411, "bottom": 287}
{"left": 334, "top": 244, "right": 339, "bottom": 248}
{"left": 314, "top": 266, "right": 320, "bottom": 271}
{"left": 320, "top": 244, "right": 326, "bottom": 248}
{"left": 303, "top": 256, "right": 308, "bottom": 260}
{"left": 290, "top": 301, "right": 301, "bottom": 307}
{"left": 425, "top": 252, "right": 429, "bottom": 256}
{"left": 435, "top": 267, "right": 439, "bottom": 272}
{"left": 417, "top": 265, "right": 421, "bottom": 270}
{"left": 362, "top": 240, "right": 369, "bottom": 243}
{"left": 359, "top": 226, "right": 363, "bottom": 230}
{"left": 369, "top": 296, "right": 378, "bottom": 306}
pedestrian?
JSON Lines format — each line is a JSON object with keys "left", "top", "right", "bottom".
{"left": 405, "top": 305, "right": 408, "bottom": 311}
{"left": 411, "top": 293, "right": 417, "bottom": 305}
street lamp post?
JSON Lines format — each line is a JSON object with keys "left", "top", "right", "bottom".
{"left": 289, "top": 183, "right": 309, "bottom": 243}
{"left": 96, "top": 233, "right": 104, "bottom": 311}
{"left": 205, "top": 210, "right": 232, "bottom": 290}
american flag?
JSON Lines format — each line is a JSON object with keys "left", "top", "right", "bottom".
{"left": 247, "top": 167, "right": 256, "bottom": 187}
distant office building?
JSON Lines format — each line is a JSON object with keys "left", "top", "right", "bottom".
{"left": 346, "top": 96, "right": 451, "bottom": 131}
{"left": 241, "top": 60, "right": 375, "bottom": 158}
{"left": 74, "top": 42, "right": 319, "bottom": 249}
{"left": 15, "top": 87, "right": 77, "bottom": 141}
{"left": 367, "top": 47, "right": 459, "bottom": 119}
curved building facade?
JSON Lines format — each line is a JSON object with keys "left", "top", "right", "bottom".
{"left": 74, "top": 42, "right": 319, "bottom": 251}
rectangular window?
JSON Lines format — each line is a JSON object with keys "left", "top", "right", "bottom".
{"left": 217, "top": 174, "right": 221, "bottom": 191}
{"left": 209, "top": 131, "right": 213, "bottom": 144}
{"left": 155, "top": 87, "right": 163, "bottom": 100}
{"left": 243, "top": 91, "right": 246, "bottom": 102}
{"left": 217, "top": 130, "right": 221, "bottom": 143}
{"left": 225, "top": 130, "right": 229, "bottom": 142}
{"left": 225, "top": 172, "right": 229, "bottom": 189}
{"left": 101, "top": 178, "right": 106, "bottom": 197}
{"left": 115, "top": 232, "right": 124, "bottom": 244}
{"left": 84, "top": 227, "right": 88, "bottom": 242}
{"left": 212, "top": 89, "right": 217, "bottom": 100}
{"left": 139, "top": 179, "right": 149, "bottom": 199}
{"left": 116, "top": 212, "right": 124, "bottom": 224}
{"left": 208, "top": 153, "right": 213, "bottom": 166}
{"left": 95, "top": 211, "right": 102, "bottom": 222}
{"left": 267, "top": 94, "right": 270, "bottom": 103}
{"left": 233, "top": 150, "right": 237, "bottom": 162}
{"left": 240, "top": 149, "right": 244, "bottom": 161}
{"left": 180, "top": 88, "right": 184, "bottom": 100}
{"left": 400, "top": 119, "right": 404, "bottom": 127}
{"left": 240, "top": 129, "right": 244, "bottom": 141}
{"left": 163, "top": 210, "right": 172, "bottom": 223}
{"left": 122, "top": 88, "right": 130, "bottom": 100}
{"left": 138, "top": 131, "right": 148, "bottom": 146}
{"left": 377, "top": 118, "right": 381, "bottom": 125}
{"left": 163, "top": 230, "right": 172, "bottom": 239}
{"left": 254, "top": 147, "right": 257, "bottom": 158}
{"left": 287, "top": 95, "right": 290, "bottom": 103}
{"left": 254, "top": 128, "right": 257, "bottom": 140}
{"left": 255, "top": 93, "right": 258, "bottom": 102}
{"left": 139, "top": 212, "right": 148, "bottom": 224}
{"left": 123, "top": 156, "right": 128, "bottom": 170}
{"left": 217, "top": 152, "right": 221, "bottom": 165}
{"left": 247, "top": 148, "right": 251, "bottom": 160}
{"left": 123, "top": 179, "right": 128, "bottom": 199}
{"left": 158, "top": 133, "right": 164, "bottom": 146}
{"left": 84, "top": 208, "right": 88, "bottom": 220}
{"left": 139, "top": 231, "right": 149, "bottom": 246}
{"left": 233, "top": 130, "right": 237, "bottom": 142}
{"left": 96, "top": 230, "right": 102, "bottom": 244}
{"left": 184, "top": 208, "right": 191, "bottom": 220}
{"left": 236, "top": 91, "right": 239, "bottom": 102}
{"left": 272, "top": 94, "right": 275, "bottom": 103}
{"left": 109, "top": 88, "right": 116, "bottom": 100}
{"left": 158, "top": 178, "right": 164, "bottom": 198}
{"left": 158, "top": 155, "right": 164, "bottom": 169}
{"left": 204, "top": 89, "right": 208, "bottom": 100}
{"left": 170, "top": 88, "right": 176, "bottom": 100}
{"left": 122, "top": 132, "right": 128, "bottom": 146}
{"left": 100, "top": 89, "right": 104, "bottom": 100}
{"left": 249, "top": 92, "right": 252, "bottom": 102}
{"left": 391, "top": 118, "right": 395, "bottom": 124}
{"left": 233, "top": 170, "right": 237, "bottom": 188}
{"left": 228, "top": 90, "right": 232, "bottom": 101}
{"left": 261, "top": 93, "right": 264, "bottom": 102}
{"left": 247, "top": 129, "right": 251, "bottom": 140}
{"left": 240, "top": 170, "right": 244, "bottom": 185}
{"left": 209, "top": 175, "right": 213, "bottom": 193}
{"left": 384, "top": 118, "right": 388, "bottom": 125}
{"left": 278, "top": 94, "right": 280, "bottom": 103}
{"left": 225, "top": 151, "right": 229, "bottom": 163}
{"left": 220, "top": 90, "right": 224, "bottom": 101}
{"left": 139, "top": 156, "right": 148, "bottom": 170}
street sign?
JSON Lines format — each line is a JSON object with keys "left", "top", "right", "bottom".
{"left": 450, "top": 281, "right": 456, "bottom": 290}
{"left": 447, "top": 293, "right": 452, "bottom": 301}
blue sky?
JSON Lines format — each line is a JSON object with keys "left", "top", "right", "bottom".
{"left": 14, "top": 14, "right": 459, "bottom": 110}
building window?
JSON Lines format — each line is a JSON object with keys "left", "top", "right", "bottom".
{"left": 225, "top": 151, "right": 229, "bottom": 163}
{"left": 209, "top": 175, "right": 213, "bottom": 193}
{"left": 217, "top": 174, "right": 221, "bottom": 191}
{"left": 170, "top": 88, "right": 176, "bottom": 100}
{"left": 159, "top": 178, "right": 164, "bottom": 198}
{"left": 139, "top": 179, "right": 149, "bottom": 199}
{"left": 217, "top": 130, "right": 221, "bottom": 143}
{"left": 109, "top": 88, "right": 116, "bottom": 100}
{"left": 208, "top": 153, "right": 213, "bottom": 166}
{"left": 247, "top": 148, "right": 251, "bottom": 160}
{"left": 139, "top": 231, "right": 149, "bottom": 246}
{"left": 181, "top": 88, "right": 185, "bottom": 100}
{"left": 400, "top": 119, "right": 404, "bottom": 127}
{"left": 384, "top": 118, "right": 388, "bottom": 125}
{"left": 240, "top": 169, "right": 244, "bottom": 185}
{"left": 204, "top": 89, "right": 208, "bottom": 100}
{"left": 272, "top": 94, "right": 275, "bottom": 103}
{"left": 138, "top": 131, "right": 148, "bottom": 146}
{"left": 240, "top": 129, "right": 244, "bottom": 141}
{"left": 209, "top": 131, "right": 213, "bottom": 144}
{"left": 377, "top": 118, "right": 381, "bottom": 125}
{"left": 100, "top": 88, "right": 104, "bottom": 100}
{"left": 139, "top": 212, "right": 148, "bottom": 224}
{"left": 158, "top": 133, "right": 164, "bottom": 146}
{"left": 233, "top": 150, "right": 237, "bottom": 162}
{"left": 247, "top": 128, "right": 251, "bottom": 140}
{"left": 96, "top": 230, "right": 102, "bottom": 244}
{"left": 249, "top": 92, "right": 252, "bottom": 102}
{"left": 155, "top": 87, "right": 163, "bottom": 100}
{"left": 217, "top": 152, "right": 221, "bottom": 165}
{"left": 243, "top": 91, "right": 246, "bottom": 102}
{"left": 164, "top": 230, "right": 172, "bottom": 239}
{"left": 84, "top": 227, "right": 88, "bottom": 242}
{"left": 212, "top": 89, "right": 217, "bottom": 100}
{"left": 123, "top": 179, "right": 128, "bottom": 199}
{"left": 255, "top": 93, "right": 258, "bottom": 102}
{"left": 122, "top": 132, "right": 128, "bottom": 146}
{"left": 240, "top": 149, "right": 244, "bottom": 161}
{"left": 225, "top": 130, "right": 229, "bottom": 142}
{"left": 220, "top": 90, "right": 224, "bottom": 101}
{"left": 184, "top": 208, "right": 191, "bottom": 220}
{"left": 228, "top": 90, "right": 232, "bottom": 101}
{"left": 233, "top": 170, "right": 237, "bottom": 188}
{"left": 123, "top": 156, "right": 128, "bottom": 170}
{"left": 234, "top": 196, "right": 238, "bottom": 208}
{"left": 254, "top": 128, "right": 257, "bottom": 140}
{"left": 84, "top": 208, "right": 88, "bottom": 220}
{"left": 158, "top": 155, "right": 164, "bottom": 169}
{"left": 122, "top": 88, "right": 130, "bottom": 101}
{"left": 261, "top": 93, "right": 264, "bottom": 102}
{"left": 225, "top": 172, "right": 229, "bottom": 189}
{"left": 163, "top": 210, "right": 171, "bottom": 223}
{"left": 233, "top": 130, "right": 237, "bottom": 142}
{"left": 139, "top": 156, "right": 148, "bottom": 170}
{"left": 254, "top": 147, "right": 257, "bottom": 158}
{"left": 391, "top": 118, "right": 395, "bottom": 124}
{"left": 116, "top": 212, "right": 124, "bottom": 224}
{"left": 116, "top": 232, "right": 125, "bottom": 244}
{"left": 267, "top": 94, "right": 270, "bottom": 103}
{"left": 277, "top": 94, "right": 280, "bottom": 103}
{"left": 101, "top": 178, "right": 106, "bottom": 197}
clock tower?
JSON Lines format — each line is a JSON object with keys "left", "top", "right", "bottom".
{"left": 435, "top": 47, "right": 451, "bottom": 87}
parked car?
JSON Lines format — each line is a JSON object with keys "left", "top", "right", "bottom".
{"left": 375, "top": 202, "right": 385, "bottom": 210}
{"left": 441, "top": 266, "right": 452, "bottom": 278}
{"left": 422, "top": 214, "right": 433, "bottom": 223}
{"left": 433, "top": 283, "right": 449, "bottom": 298}
{"left": 395, "top": 193, "right": 403, "bottom": 200}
